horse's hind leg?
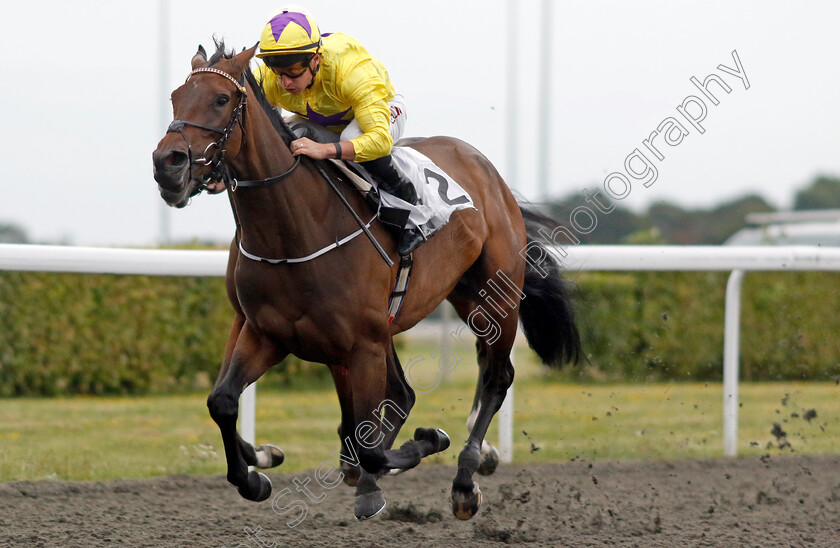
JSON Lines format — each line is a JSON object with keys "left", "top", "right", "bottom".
{"left": 207, "top": 321, "right": 285, "bottom": 502}
{"left": 236, "top": 434, "right": 285, "bottom": 469}
{"left": 448, "top": 295, "right": 502, "bottom": 477}
{"left": 453, "top": 326, "right": 516, "bottom": 519}
{"left": 381, "top": 343, "right": 450, "bottom": 473}
{"left": 447, "top": 286, "right": 519, "bottom": 520}
{"left": 465, "top": 334, "right": 501, "bottom": 477}
{"left": 382, "top": 342, "right": 416, "bottom": 450}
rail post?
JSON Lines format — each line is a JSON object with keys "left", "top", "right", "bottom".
{"left": 723, "top": 270, "right": 745, "bottom": 456}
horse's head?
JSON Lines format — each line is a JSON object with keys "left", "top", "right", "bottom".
{"left": 152, "top": 43, "right": 257, "bottom": 208}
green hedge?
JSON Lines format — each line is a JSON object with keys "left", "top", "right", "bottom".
{"left": 0, "top": 272, "right": 330, "bottom": 396}
{"left": 0, "top": 272, "right": 229, "bottom": 396}
{"left": 575, "top": 271, "right": 840, "bottom": 382}
{"left": 1, "top": 270, "right": 838, "bottom": 396}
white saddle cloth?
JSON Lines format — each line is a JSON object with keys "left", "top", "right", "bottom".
{"left": 383, "top": 147, "right": 476, "bottom": 237}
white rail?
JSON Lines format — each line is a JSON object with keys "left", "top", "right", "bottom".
{"left": 4, "top": 243, "right": 840, "bottom": 457}
{"left": 562, "top": 245, "right": 840, "bottom": 272}
{"left": 562, "top": 245, "right": 840, "bottom": 456}
{"left": 0, "top": 245, "right": 262, "bottom": 441}
{"left": 0, "top": 244, "right": 228, "bottom": 276}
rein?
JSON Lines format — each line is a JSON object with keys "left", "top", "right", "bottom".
{"left": 167, "top": 64, "right": 393, "bottom": 266}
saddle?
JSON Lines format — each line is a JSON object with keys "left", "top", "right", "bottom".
{"left": 291, "top": 121, "right": 474, "bottom": 238}
{"left": 322, "top": 159, "right": 413, "bottom": 325}
{"left": 291, "top": 121, "right": 476, "bottom": 325}
{"left": 327, "top": 159, "right": 412, "bottom": 230}
{"left": 290, "top": 121, "right": 410, "bottom": 229}
{"left": 289, "top": 123, "right": 414, "bottom": 323}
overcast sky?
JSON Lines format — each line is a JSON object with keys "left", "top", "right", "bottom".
{"left": 2, "top": 1, "right": 838, "bottom": 246}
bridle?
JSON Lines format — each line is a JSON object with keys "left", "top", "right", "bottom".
{"left": 166, "top": 66, "right": 300, "bottom": 193}
{"left": 165, "top": 64, "right": 391, "bottom": 266}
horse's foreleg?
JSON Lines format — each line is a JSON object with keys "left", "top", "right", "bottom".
{"left": 338, "top": 343, "right": 393, "bottom": 519}
{"left": 213, "top": 315, "right": 285, "bottom": 471}
{"left": 360, "top": 341, "right": 449, "bottom": 473}
{"left": 329, "top": 355, "right": 388, "bottom": 520}
{"left": 329, "top": 363, "right": 361, "bottom": 487}
{"left": 207, "top": 321, "right": 284, "bottom": 502}
{"left": 333, "top": 341, "right": 416, "bottom": 487}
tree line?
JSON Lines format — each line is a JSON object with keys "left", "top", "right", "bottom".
{"left": 3, "top": 176, "right": 838, "bottom": 246}
{"left": 543, "top": 175, "right": 840, "bottom": 245}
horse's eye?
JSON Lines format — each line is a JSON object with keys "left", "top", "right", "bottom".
{"left": 216, "top": 95, "right": 230, "bottom": 106}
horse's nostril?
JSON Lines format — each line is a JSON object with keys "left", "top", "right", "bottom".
{"left": 153, "top": 148, "right": 189, "bottom": 190}
{"left": 153, "top": 149, "right": 188, "bottom": 174}
{"left": 165, "top": 150, "right": 188, "bottom": 169}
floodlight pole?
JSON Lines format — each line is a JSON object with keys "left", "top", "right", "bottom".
{"left": 158, "top": 0, "right": 172, "bottom": 245}
{"left": 497, "top": 0, "right": 519, "bottom": 464}
{"left": 536, "top": 0, "right": 552, "bottom": 200}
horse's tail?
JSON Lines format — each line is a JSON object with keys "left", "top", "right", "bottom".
{"left": 517, "top": 204, "right": 583, "bottom": 368}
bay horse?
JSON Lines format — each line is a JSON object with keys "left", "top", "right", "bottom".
{"left": 152, "top": 42, "right": 581, "bottom": 521}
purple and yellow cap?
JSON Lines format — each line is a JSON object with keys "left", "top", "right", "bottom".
{"left": 257, "top": 8, "right": 321, "bottom": 57}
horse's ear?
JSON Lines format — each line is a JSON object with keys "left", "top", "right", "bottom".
{"left": 230, "top": 43, "right": 259, "bottom": 75}
{"left": 191, "top": 45, "right": 209, "bottom": 70}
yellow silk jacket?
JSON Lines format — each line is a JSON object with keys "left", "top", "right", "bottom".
{"left": 256, "top": 32, "right": 397, "bottom": 162}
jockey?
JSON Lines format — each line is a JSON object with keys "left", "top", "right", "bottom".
{"left": 255, "top": 7, "right": 424, "bottom": 256}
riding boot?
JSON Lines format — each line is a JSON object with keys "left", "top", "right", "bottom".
{"left": 397, "top": 226, "right": 426, "bottom": 256}
{"left": 361, "top": 155, "right": 419, "bottom": 206}
{"left": 361, "top": 155, "right": 424, "bottom": 255}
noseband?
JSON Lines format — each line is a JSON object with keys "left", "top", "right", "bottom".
{"left": 166, "top": 67, "right": 300, "bottom": 193}
{"left": 165, "top": 64, "right": 388, "bottom": 266}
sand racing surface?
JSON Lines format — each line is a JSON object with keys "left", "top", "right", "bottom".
{"left": 1, "top": 455, "right": 838, "bottom": 547}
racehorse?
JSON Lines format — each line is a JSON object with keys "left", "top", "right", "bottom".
{"left": 152, "top": 42, "right": 581, "bottom": 521}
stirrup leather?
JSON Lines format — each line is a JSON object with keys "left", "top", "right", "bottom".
{"left": 387, "top": 255, "right": 414, "bottom": 325}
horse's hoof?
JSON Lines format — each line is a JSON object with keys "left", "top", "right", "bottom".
{"left": 254, "top": 444, "right": 285, "bottom": 469}
{"left": 436, "top": 428, "right": 452, "bottom": 452}
{"left": 354, "top": 489, "right": 386, "bottom": 520}
{"left": 414, "top": 427, "right": 451, "bottom": 453}
{"left": 340, "top": 461, "right": 361, "bottom": 487}
{"left": 451, "top": 482, "right": 482, "bottom": 520}
{"left": 238, "top": 471, "right": 272, "bottom": 502}
{"left": 477, "top": 441, "right": 500, "bottom": 476}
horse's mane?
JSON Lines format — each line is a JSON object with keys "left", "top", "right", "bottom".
{"left": 209, "top": 39, "right": 295, "bottom": 146}
{"left": 244, "top": 67, "right": 295, "bottom": 147}
{"left": 208, "top": 38, "right": 235, "bottom": 66}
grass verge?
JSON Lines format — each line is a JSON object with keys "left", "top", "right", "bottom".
{"left": 0, "top": 343, "right": 837, "bottom": 482}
